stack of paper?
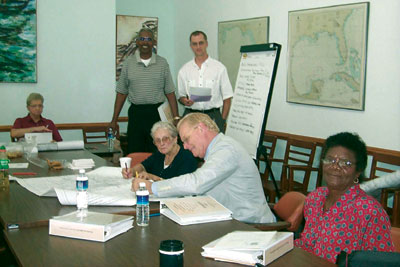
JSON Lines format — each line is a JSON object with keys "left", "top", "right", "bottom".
{"left": 49, "top": 211, "right": 133, "bottom": 242}
{"left": 160, "top": 195, "right": 232, "bottom": 225}
{"left": 69, "top": 159, "right": 95, "bottom": 169}
{"left": 202, "top": 231, "right": 293, "bottom": 266}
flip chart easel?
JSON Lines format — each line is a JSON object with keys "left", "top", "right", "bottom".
{"left": 225, "top": 43, "right": 281, "bottom": 198}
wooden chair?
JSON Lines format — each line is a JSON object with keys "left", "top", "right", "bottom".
{"left": 257, "top": 134, "right": 278, "bottom": 176}
{"left": 252, "top": 191, "right": 306, "bottom": 235}
{"left": 82, "top": 124, "right": 119, "bottom": 144}
{"left": 126, "top": 152, "right": 152, "bottom": 167}
{"left": 262, "top": 137, "right": 318, "bottom": 203}
{"left": 367, "top": 152, "right": 400, "bottom": 227}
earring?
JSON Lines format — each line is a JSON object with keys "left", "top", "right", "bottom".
{"left": 353, "top": 177, "right": 359, "bottom": 184}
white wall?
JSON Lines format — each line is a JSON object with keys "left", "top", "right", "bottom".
{"left": 174, "top": 0, "right": 400, "bottom": 151}
{"left": 0, "top": 0, "right": 116, "bottom": 141}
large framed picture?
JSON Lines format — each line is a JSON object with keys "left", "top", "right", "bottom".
{"left": 0, "top": 0, "right": 37, "bottom": 83}
{"left": 287, "top": 2, "right": 369, "bottom": 110}
{"left": 218, "top": 17, "right": 269, "bottom": 89}
{"left": 116, "top": 15, "right": 158, "bottom": 81}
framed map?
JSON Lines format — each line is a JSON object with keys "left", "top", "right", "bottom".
{"left": 218, "top": 17, "right": 269, "bottom": 89}
{"left": 0, "top": 0, "right": 37, "bottom": 83}
{"left": 287, "top": 3, "right": 369, "bottom": 110}
{"left": 116, "top": 15, "right": 158, "bottom": 80}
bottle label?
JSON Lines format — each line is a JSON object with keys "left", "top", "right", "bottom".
{"left": 137, "top": 195, "right": 149, "bottom": 205}
{"left": 76, "top": 180, "right": 88, "bottom": 191}
{"left": 0, "top": 159, "right": 10, "bottom": 169}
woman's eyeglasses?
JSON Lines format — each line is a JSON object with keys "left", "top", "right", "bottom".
{"left": 321, "top": 158, "right": 354, "bottom": 168}
{"left": 153, "top": 136, "right": 171, "bottom": 145}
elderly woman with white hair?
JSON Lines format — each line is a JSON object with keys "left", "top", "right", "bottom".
{"left": 122, "top": 121, "right": 198, "bottom": 181}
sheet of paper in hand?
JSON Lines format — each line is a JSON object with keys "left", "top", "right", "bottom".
{"left": 190, "top": 87, "right": 212, "bottom": 102}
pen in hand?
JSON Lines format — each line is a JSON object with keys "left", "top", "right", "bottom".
{"left": 136, "top": 171, "right": 139, "bottom": 178}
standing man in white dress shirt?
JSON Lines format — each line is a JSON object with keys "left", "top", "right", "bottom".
{"left": 177, "top": 31, "right": 233, "bottom": 132}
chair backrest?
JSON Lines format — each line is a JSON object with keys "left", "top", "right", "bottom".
{"left": 258, "top": 134, "right": 278, "bottom": 175}
{"left": 262, "top": 134, "right": 278, "bottom": 160}
{"left": 368, "top": 152, "right": 399, "bottom": 180}
{"left": 283, "top": 138, "right": 317, "bottom": 167}
{"left": 127, "top": 152, "right": 152, "bottom": 167}
{"left": 367, "top": 152, "right": 400, "bottom": 227}
{"left": 280, "top": 138, "right": 317, "bottom": 191}
{"left": 82, "top": 125, "right": 119, "bottom": 144}
{"left": 272, "top": 191, "right": 306, "bottom": 232}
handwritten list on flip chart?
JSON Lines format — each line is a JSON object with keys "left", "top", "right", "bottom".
{"left": 226, "top": 50, "right": 277, "bottom": 159}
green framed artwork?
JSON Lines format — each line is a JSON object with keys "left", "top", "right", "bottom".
{"left": 116, "top": 15, "right": 158, "bottom": 81}
{"left": 287, "top": 2, "right": 369, "bottom": 110}
{"left": 0, "top": 0, "right": 37, "bottom": 83}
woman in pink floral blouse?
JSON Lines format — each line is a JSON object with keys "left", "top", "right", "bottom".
{"left": 295, "top": 132, "right": 394, "bottom": 263}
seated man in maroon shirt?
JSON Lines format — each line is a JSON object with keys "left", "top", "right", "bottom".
{"left": 11, "top": 93, "right": 62, "bottom": 142}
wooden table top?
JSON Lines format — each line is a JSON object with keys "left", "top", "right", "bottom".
{"left": 5, "top": 216, "right": 336, "bottom": 267}
{"left": 1, "top": 150, "right": 337, "bottom": 267}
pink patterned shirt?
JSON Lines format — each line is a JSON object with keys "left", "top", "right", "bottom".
{"left": 295, "top": 185, "right": 394, "bottom": 263}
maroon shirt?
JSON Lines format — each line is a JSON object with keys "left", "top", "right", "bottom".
{"left": 12, "top": 114, "right": 63, "bottom": 142}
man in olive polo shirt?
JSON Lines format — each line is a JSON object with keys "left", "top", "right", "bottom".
{"left": 110, "top": 29, "right": 180, "bottom": 153}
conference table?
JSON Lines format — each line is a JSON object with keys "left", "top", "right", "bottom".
{"left": 0, "top": 149, "right": 336, "bottom": 266}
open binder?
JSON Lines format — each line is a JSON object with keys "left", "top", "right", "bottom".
{"left": 202, "top": 231, "right": 293, "bottom": 266}
{"left": 160, "top": 195, "right": 232, "bottom": 225}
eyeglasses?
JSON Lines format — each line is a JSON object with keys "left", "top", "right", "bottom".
{"left": 321, "top": 157, "right": 354, "bottom": 168}
{"left": 181, "top": 126, "right": 198, "bottom": 145}
{"left": 29, "top": 104, "right": 43, "bottom": 108}
{"left": 138, "top": 37, "right": 153, "bottom": 42}
{"left": 153, "top": 136, "right": 171, "bottom": 145}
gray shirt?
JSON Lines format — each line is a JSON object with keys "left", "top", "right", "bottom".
{"left": 153, "top": 134, "right": 276, "bottom": 223}
{"left": 116, "top": 53, "right": 175, "bottom": 105}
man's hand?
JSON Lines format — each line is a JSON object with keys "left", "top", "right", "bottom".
{"left": 33, "top": 126, "right": 52, "bottom": 133}
{"left": 131, "top": 178, "right": 153, "bottom": 194}
{"left": 180, "top": 97, "right": 194, "bottom": 107}
{"left": 108, "top": 121, "right": 118, "bottom": 132}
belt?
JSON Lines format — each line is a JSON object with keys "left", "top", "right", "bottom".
{"left": 188, "top": 108, "right": 220, "bottom": 114}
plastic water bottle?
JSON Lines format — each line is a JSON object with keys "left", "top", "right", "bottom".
{"left": 107, "top": 127, "right": 114, "bottom": 151}
{"left": 136, "top": 182, "right": 149, "bottom": 226}
{"left": 76, "top": 169, "right": 88, "bottom": 215}
{"left": 0, "top": 146, "right": 10, "bottom": 191}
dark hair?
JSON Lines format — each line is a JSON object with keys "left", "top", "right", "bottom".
{"left": 321, "top": 132, "right": 367, "bottom": 180}
{"left": 189, "top": 31, "right": 207, "bottom": 42}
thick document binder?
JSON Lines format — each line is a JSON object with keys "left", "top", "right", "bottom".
{"left": 160, "top": 195, "right": 232, "bottom": 225}
{"left": 202, "top": 231, "right": 293, "bottom": 266}
{"left": 49, "top": 211, "right": 133, "bottom": 242}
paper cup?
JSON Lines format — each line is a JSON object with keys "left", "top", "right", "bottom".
{"left": 119, "top": 157, "right": 132, "bottom": 169}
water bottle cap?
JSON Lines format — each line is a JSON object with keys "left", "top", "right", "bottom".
{"left": 79, "top": 169, "right": 85, "bottom": 174}
{"left": 139, "top": 182, "right": 146, "bottom": 187}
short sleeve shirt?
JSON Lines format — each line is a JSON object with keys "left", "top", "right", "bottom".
{"left": 295, "top": 185, "right": 394, "bottom": 263}
{"left": 12, "top": 114, "right": 63, "bottom": 142}
{"left": 177, "top": 57, "right": 233, "bottom": 110}
{"left": 116, "top": 53, "right": 175, "bottom": 105}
